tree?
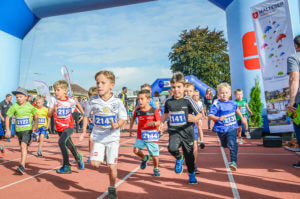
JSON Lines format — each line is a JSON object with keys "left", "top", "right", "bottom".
{"left": 248, "top": 77, "right": 263, "bottom": 127}
{"left": 169, "top": 27, "right": 230, "bottom": 89}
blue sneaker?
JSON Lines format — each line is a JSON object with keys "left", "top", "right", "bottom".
{"left": 188, "top": 173, "right": 198, "bottom": 184}
{"left": 153, "top": 168, "right": 160, "bottom": 176}
{"left": 140, "top": 155, "right": 149, "bottom": 170}
{"left": 87, "top": 157, "right": 90, "bottom": 163}
{"left": 175, "top": 155, "right": 184, "bottom": 174}
{"left": 77, "top": 154, "right": 84, "bottom": 170}
{"left": 56, "top": 165, "right": 72, "bottom": 174}
{"left": 6, "top": 138, "right": 10, "bottom": 142}
{"left": 16, "top": 165, "right": 25, "bottom": 175}
{"left": 229, "top": 161, "right": 237, "bottom": 171}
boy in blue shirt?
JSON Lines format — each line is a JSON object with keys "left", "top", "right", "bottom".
{"left": 208, "top": 83, "right": 247, "bottom": 171}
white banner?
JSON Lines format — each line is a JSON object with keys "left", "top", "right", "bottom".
{"left": 34, "top": 80, "right": 51, "bottom": 105}
{"left": 251, "top": 0, "right": 295, "bottom": 133}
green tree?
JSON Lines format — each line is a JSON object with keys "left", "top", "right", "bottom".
{"left": 248, "top": 77, "right": 263, "bottom": 127}
{"left": 169, "top": 27, "right": 230, "bottom": 89}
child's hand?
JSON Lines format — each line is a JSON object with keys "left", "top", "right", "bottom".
{"left": 188, "top": 114, "right": 196, "bottom": 122}
{"left": 219, "top": 116, "right": 226, "bottom": 121}
{"left": 147, "top": 121, "right": 156, "bottom": 127}
{"left": 110, "top": 119, "right": 119, "bottom": 129}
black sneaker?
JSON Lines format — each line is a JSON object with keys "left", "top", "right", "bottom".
{"left": 37, "top": 151, "right": 43, "bottom": 157}
{"left": 108, "top": 186, "right": 118, "bottom": 199}
{"left": 199, "top": 142, "right": 205, "bottom": 149}
{"left": 17, "top": 165, "right": 25, "bottom": 175}
{"left": 293, "top": 162, "right": 300, "bottom": 168}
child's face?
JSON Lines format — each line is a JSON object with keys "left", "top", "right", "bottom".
{"left": 193, "top": 92, "right": 200, "bottom": 101}
{"left": 172, "top": 82, "right": 185, "bottom": 99}
{"left": 185, "top": 85, "right": 194, "bottom": 98}
{"left": 235, "top": 91, "right": 243, "bottom": 101}
{"left": 16, "top": 94, "right": 27, "bottom": 105}
{"left": 138, "top": 94, "right": 150, "bottom": 108}
{"left": 36, "top": 99, "right": 44, "bottom": 108}
{"left": 219, "top": 87, "right": 231, "bottom": 102}
{"left": 54, "top": 86, "right": 68, "bottom": 99}
{"left": 96, "top": 74, "right": 114, "bottom": 97}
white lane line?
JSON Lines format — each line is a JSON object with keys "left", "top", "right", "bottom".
{"left": 0, "top": 138, "right": 134, "bottom": 190}
{"left": 219, "top": 146, "right": 240, "bottom": 199}
{"left": 97, "top": 147, "right": 166, "bottom": 199}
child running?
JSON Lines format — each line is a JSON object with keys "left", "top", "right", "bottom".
{"left": 48, "top": 80, "right": 85, "bottom": 174}
{"left": 129, "top": 90, "right": 162, "bottom": 176}
{"left": 208, "top": 83, "right": 248, "bottom": 171}
{"left": 35, "top": 95, "right": 51, "bottom": 157}
{"left": 193, "top": 90, "right": 206, "bottom": 149}
{"left": 80, "top": 70, "right": 127, "bottom": 199}
{"left": 5, "top": 87, "right": 38, "bottom": 174}
{"left": 161, "top": 72, "right": 202, "bottom": 184}
{"left": 234, "top": 89, "right": 252, "bottom": 144}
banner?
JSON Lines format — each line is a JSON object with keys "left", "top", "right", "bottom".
{"left": 34, "top": 80, "right": 51, "bottom": 105}
{"left": 61, "top": 65, "right": 73, "bottom": 97}
{"left": 251, "top": 0, "right": 295, "bottom": 133}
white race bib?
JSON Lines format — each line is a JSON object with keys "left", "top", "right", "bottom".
{"left": 16, "top": 117, "right": 30, "bottom": 127}
{"left": 141, "top": 130, "right": 159, "bottom": 142}
{"left": 224, "top": 113, "right": 237, "bottom": 126}
{"left": 94, "top": 114, "right": 116, "bottom": 129}
{"left": 169, "top": 111, "right": 187, "bottom": 126}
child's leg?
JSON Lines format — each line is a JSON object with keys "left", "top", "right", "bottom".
{"left": 58, "top": 129, "right": 74, "bottom": 166}
{"left": 106, "top": 141, "right": 119, "bottom": 187}
{"left": 198, "top": 120, "right": 204, "bottom": 142}
{"left": 146, "top": 142, "right": 159, "bottom": 168}
{"left": 90, "top": 142, "right": 105, "bottom": 168}
{"left": 193, "top": 140, "right": 198, "bottom": 162}
{"left": 38, "top": 134, "right": 45, "bottom": 152}
{"left": 226, "top": 129, "right": 238, "bottom": 163}
{"left": 20, "top": 142, "right": 28, "bottom": 167}
{"left": 133, "top": 139, "right": 146, "bottom": 159}
{"left": 152, "top": 156, "right": 159, "bottom": 168}
{"left": 168, "top": 133, "right": 182, "bottom": 160}
{"left": 19, "top": 130, "right": 32, "bottom": 168}
{"left": 182, "top": 139, "right": 195, "bottom": 174}
{"left": 108, "top": 164, "right": 117, "bottom": 187}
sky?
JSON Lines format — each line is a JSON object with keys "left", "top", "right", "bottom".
{"left": 20, "top": 0, "right": 227, "bottom": 92}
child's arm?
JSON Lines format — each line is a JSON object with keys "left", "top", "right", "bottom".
{"left": 33, "top": 113, "right": 38, "bottom": 132}
{"left": 75, "top": 101, "right": 84, "bottom": 115}
{"left": 0, "top": 113, "right": 4, "bottom": 122}
{"left": 188, "top": 113, "right": 202, "bottom": 122}
{"left": 208, "top": 115, "right": 225, "bottom": 121}
{"left": 129, "top": 116, "right": 135, "bottom": 135}
{"left": 46, "top": 116, "right": 51, "bottom": 130}
{"left": 236, "top": 109, "right": 248, "bottom": 130}
{"left": 5, "top": 115, "right": 11, "bottom": 138}
{"left": 245, "top": 104, "right": 253, "bottom": 115}
{"left": 110, "top": 119, "right": 126, "bottom": 129}
{"left": 79, "top": 116, "right": 89, "bottom": 141}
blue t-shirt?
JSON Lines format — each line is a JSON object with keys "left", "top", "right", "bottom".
{"left": 208, "top": 99, "right": 238, "bottom": 133}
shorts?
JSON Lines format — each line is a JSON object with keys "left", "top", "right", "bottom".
{"left": 237, "top": 120, "right": 242, "bottom": 126}
{"left": 90, "top": 141, "right": 119, "bottom": 165}
{"left": 193, "top": 124, "right": 199, "bottom": 141}
{"left": 36, "top": 127, "right": 47, "bottom": 136}
{"left": 134, "top": 139, "right": 159, "bottom": 156}
{"left": 16, "top": 130, "right": 32, "bottom": 145}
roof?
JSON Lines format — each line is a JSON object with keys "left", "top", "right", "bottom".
{"left": 71, "top": 83, "right": 88, "bottom": 94}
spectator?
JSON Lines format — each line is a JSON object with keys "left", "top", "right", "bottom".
{"left": 287, "top": 35, "right": 300, "bottom": 168}
{"left": 0, "top": 94, "right": 13, "bottom": 138}
{"left": 204, "top": 88, "right": 214, "bottom": 130}
{"left": 118, "top": 87, "right": 128, "bottom": 107}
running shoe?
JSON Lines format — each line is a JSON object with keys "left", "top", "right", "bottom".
{"left": 175, "top": 155, "right": 184, "bottom": 174}
{"left": 153, "top": 168, "right": 160, "bottom": 176}
{"left": 6, "top": 138, "right": 10, "bottom": 142}
{"left": 87, "top": 157, "right": 91, "bottom": 163}
{"left": 194, "top": 164, "right": 200, "bottom": 174}
{"left": 17, "top": 165, "right": 25, "bottom": 175}
{"left": 77, "top": 154, "right": 85, "bottom": 170}
{"left": 56, "top": 165, "right": 72, "bottom": 174}
{"left": 199, "top": 142, "right": 205, "bottom": 149}
{"left": 46, "top": 132, "right": 49, "bottom": 139}
{"left": 293, "top": 161, "right": 300, "bottom": 168}
{"left": 32, "top": 134, "right": 37, "bottom": 142}
{"left": 238, "top": 137, "right": 243, "bottom": 145}
{"left": 140, "top": 155, "right": 149, "bottom": 170}
{"left": 245, "top": 131, "right": 251, "bottom": 139}
{"left": 188, "top": 173, "right": 198, "bottom": 184}
{"left": 37, "top": 151, "right": 43, "bottom": 157}
{"left": 0, "top": 146, "right": 4, "bottom": 153}
{"left": 229, "top": 161, "right": 237, "bottom": 171}
{"left": 108, "top": 186, "right": 118, "bottom": 199}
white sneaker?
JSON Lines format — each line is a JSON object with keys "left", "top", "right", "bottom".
{"left": 245, "top": 131, "right": 251, "bottom": 139}
{"left": 284, "top": 146, "right": 300, "bottom": 152}
{"left": 238, "top": 137, "right": 243, "bottom": 144}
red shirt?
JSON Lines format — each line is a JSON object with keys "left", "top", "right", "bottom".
{"left": 132, "top": 107, "right": 161, "bottom": 142}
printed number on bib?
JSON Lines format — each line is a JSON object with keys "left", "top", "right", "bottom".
{"left": 16, "top": 117, "right": 30, "bottom": 127}
{"left": 94, "top": 115, "right": 116, "bottom": 128}
{"left": 57, "top": 108, "right": 71, "bottom": 118}
{"left": 169, "top": 111, "right": 187, "bottom": 126}
{"left": 224, "top": 113, "right": 237, "bottom": 126}
{"left": 39, "top": 117, "right": 46, "bottom": 124}
{"left": 141, "top": 130, "right": 159, "bottom": 142}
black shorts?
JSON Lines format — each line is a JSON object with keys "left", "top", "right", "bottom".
{"left": 237, "top": 120, "right": 242, "bottom": 126}
{"left": 16, "top": 130, "right": 32, "bottom": 145}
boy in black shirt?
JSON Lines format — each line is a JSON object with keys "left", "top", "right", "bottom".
{"left": 161, "top": 72, "right": 202, "bottom": 184}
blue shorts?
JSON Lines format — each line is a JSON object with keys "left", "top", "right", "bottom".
{"left": 37, "top": 127, "right": 47, "bottom": 136}
{"left": 134, "top": 139, "right": 159, "bottom": 156}
{"left": 194, "top": 124, "right": 199, "bottom": 141}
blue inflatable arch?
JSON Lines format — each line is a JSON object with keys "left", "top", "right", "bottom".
{"left": 151, "top": 75, "right": 216, "bottom": 98}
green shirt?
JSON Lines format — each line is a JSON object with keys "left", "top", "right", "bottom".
{"left": 7, "top": 102, "right": 37, "bottom": 132}
{"left": 235, "top": 98, "right": 248, "bottom": 121}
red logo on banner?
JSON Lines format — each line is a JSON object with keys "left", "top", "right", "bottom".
{"left": 252, "top": 12, "right": 258, "bottom": 19}
{"left": 242, "top": 31, "right": 261, "bottom": 70}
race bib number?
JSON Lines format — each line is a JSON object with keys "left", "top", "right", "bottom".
{"left": 169, "top": 111, "right": 187, "bottom": 126}
{"left": 38, "top": 117, "right": 46, "bottom": 125}
{"left": 94, "top": 114, "right": 116, "bottom": 128}
{"left": 240, "top": 107, "right": 247, "bottom": 115}
{"left": 224, "top": 113, "right": 237, "bottom": 126}
{"left": 16, "top": 117, "right": 30, "bottom": 127}
{"left": 57, "top": 107, "right": 71, "bottom": 118}
{"left": 141, "top": 130, "right": 159, "bottom": 142}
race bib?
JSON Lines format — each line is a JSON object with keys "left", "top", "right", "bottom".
{"left": 16, "top": 117, "right": 30, "bottom": 127}
{"left": 240, "top": 107, "right": 247, "bottom": 115}
{"left": 57, "top": 107, "right": 71, "bottom": 118}
{"left": 38, "top": 117, "right": 46, "bottom": 125}
{"left": 94, "top": 114, "right": 116, "bottom": 129}
{"left": 141, "top": 130, "right": 159, "bottom": 142}
{"left": 224, "top": 113, "right": 237, "bottom": 126}
{"left": 169, "top": 111, "right": 187, "bottom": 126}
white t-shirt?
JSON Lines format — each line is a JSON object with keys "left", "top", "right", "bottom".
{"left": 197, "top": 100, "right": 203, "bottom": 111}
{"left": 84, "top": 94, "right": 127, "bottom": 143}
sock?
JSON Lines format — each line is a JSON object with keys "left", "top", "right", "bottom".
{"left": 38, "top": 149, "right": 41, "bottom": 153}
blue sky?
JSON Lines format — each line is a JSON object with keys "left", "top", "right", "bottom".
{"left": 20, "top": 0, "right": 227, "bottom": 92}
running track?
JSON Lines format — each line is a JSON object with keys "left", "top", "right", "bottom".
{"left": 0, "top": 121, "right": 299, "bottom": 199}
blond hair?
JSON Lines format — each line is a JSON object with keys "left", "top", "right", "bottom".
{"left": 170, "top": 72, "right": 185, "bottom": 85}
{"left": 94, "top": 70, "right": 115, "bottom": 84}
{"left": 35, "top": 95, "right": 44, "bottom": 102}
{"left": 138, "top": 89, "right": 151, "bottom": 99}
{"left": 217, "top": 83, "right": 231, "bottom": 92}
{"left": 53, "top": 80, "right": 68, "bottom": 90}
{"left": 88, "top": 86, "right": 98, "bottom": 97}
{"left": 184, "top": 82, "right": 194, "bottom": 89}
{"left": 141, "top": 83, "right": 151, "bottom": 90}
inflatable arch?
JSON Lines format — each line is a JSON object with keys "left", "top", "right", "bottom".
{"left": 151, "top": 75, "right": 216, "bottom": 98}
